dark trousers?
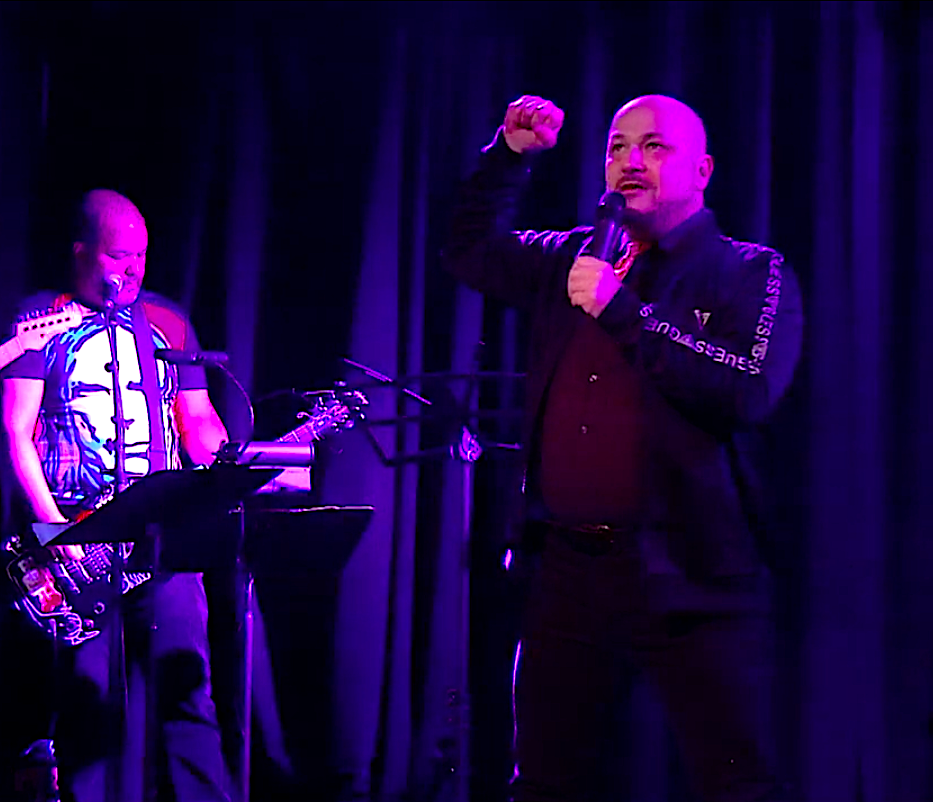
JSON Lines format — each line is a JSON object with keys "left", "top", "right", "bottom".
{"left": 511, "top": 529, "right": 788, "bottom": 802}
{"left": 53, "top": 572, "right": 230, "bottom": 802}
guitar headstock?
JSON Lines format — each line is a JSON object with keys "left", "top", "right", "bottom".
{"left": 14, "top": 303, "right": 83, "bottom": 353}
{"left": 289, "top": 386, "right": 368, "bottom": 443}
{"left": 332, "top": 385, "right": 368, "bottom": 417}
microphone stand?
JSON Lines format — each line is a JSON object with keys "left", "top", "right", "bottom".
{"left": 154, "top": 351, "right": 257, "bottom": 802}
{"left": 105, "top": 302, "right": 130, "bottom": 496}
{"left": 103, "top": 291, "right": 130, "bottom": 802}
{"left": 217, "top": 363, "right": 256, "bottom": 802}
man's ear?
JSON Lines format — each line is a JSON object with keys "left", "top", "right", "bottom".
{"left": 73, "top": 242, "right": 85, "bottom": 258}
{"left": 696, "top": 155, "right": 714, "bottom": 191}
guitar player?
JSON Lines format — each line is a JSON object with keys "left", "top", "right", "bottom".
{"left": 0, "top": 190, "right": 232, "bottom": 802}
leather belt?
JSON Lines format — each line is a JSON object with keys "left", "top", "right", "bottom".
{"left": 543, "top": 520, "right": 638, "bottom": 556}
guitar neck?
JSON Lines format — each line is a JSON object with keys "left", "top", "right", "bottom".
{"left": 0, "top": 336, "right": 24, "bottom": 371}
{"left": 274, "top": 399, "right": 357, "bottom": 446}
{"left": 277, "top": 419, "right": 321, "bottom": 444}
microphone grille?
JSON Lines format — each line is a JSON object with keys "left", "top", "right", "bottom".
{"left": 596, "top": 191, "right": 626, "bottom": 221}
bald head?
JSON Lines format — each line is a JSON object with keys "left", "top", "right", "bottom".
{"left": 77, "top": 189, "right": 146, "bottom": 246}
{"left": 73, "top": 189, "right": 149, "bottom": 308}
{"left": 605, "top": 94, "right": 714, "bottom": 240}
{"left": 614, "top": 95, "right": 708, "bottom": 158}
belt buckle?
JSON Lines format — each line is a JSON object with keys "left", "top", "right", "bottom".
{"left": 580, "top": 523, "right": 615, "bottom": 547}
{"left": 596, "top": 524, "right": 615, "bottom": 545}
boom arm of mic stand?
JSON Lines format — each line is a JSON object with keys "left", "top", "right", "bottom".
{"left": 360, "top": 425, "right": 452, "bottom": 468}
{"left": 343, "top": 357, "right": 433, "bottom": 406}
{"left": 356, "top": 408, "right": 521, "bottom": 467}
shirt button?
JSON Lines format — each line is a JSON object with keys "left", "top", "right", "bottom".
{"left": 588, "top": 373, "right": 599, "bottom": 382}
{"left": 580, "top": 425, "right": 588, "bottom": 434}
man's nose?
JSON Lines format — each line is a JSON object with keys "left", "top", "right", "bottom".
{"left": 625, "top": 145, "right": 645, "bottom": 170}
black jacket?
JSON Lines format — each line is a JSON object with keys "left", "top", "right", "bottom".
{"left": 442, "top": 132, "right": 804, "bottom": 579}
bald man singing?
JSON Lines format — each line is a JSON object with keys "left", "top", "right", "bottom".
{"left": 1, "top": 190, "right": 231, "bottom": 801}
{"left": 443, "top": 96, "right": 803, "bottom": 801}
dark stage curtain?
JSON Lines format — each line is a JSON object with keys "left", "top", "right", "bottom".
{"left": 0, "top": 2, "right": 931, "bottom": 801}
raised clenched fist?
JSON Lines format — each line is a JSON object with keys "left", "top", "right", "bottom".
{"left": 503, "top": 95, "right": 565, "bottom": 154}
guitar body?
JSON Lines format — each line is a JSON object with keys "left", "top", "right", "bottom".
{"left": 2, "top": 533, "right": 150, "bottom": 648}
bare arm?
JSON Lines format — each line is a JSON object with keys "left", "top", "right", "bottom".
{"left": 1, "top": 378, "right": 68, "bottom": 524}
{"left": 174, "top": 388, "right": 228, "bottom": 466}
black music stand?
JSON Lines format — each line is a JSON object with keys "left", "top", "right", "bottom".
{"left": 344, "top": 354, "right": 524, "bottom": 802}
{"left": 53, "top": 465, "right": 280, "bottom": 565}
{"left": 215, "top": 495, "right": 374, "bottom": 801}
{"left": 47, "top": 464, "right": 281, "bottom": 802}
{"left": 243, "top": 496, "right": 374, "bottom": 576}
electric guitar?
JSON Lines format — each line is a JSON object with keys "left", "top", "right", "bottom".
{"left": 274, "top": 386, "right": 368, "bottom": 447}
{"left": 1, "top": 385, "right": 368, "bottom": 647}
{"left": 0, "top": 302, "right": 84, "bottom": 370}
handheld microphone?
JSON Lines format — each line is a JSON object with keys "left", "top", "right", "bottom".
{"left": 154, "top": 349, "right": 230, "bottom": 366}
{"left": 583, "top": 191, "right": 627, "bottom": 262}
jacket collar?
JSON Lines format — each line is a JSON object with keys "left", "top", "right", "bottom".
{"left": 654, "top": 207, "right": 720, "bottom": 255}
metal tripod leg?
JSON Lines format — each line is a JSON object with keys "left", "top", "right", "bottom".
{"left": 106, "top": 543, "right": 128, "bottom": 802}
{"left": 235, "top": 505, "right": 255, "bottom": 802}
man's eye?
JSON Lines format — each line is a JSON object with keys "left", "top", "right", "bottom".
{"left": 646, "top": 142, "right": 664, "bottom": 150}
